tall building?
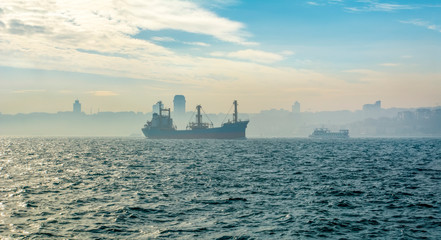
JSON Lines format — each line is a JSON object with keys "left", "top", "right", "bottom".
{"left": 292, "top": 101, "right": 300, "bottom": 113}
{"left": 173, "top": 95, "right": 186, "bottom": 115}
{"left": 73, "top": 99, "right": 81, "bottom": 113}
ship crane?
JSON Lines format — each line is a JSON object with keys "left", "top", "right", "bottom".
{"left": 233, "top": 100, "right": 238, "bottom": 123}
{"left": 222, "top": 100, "right": 241, "bottom": 125}
{"left": 187, "top": 105, "right": 211, "bottom": 130}
{"left": 196, "top": 105, "right": 202, "bottom": 128}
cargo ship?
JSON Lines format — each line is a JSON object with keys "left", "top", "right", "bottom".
{"left": 309, "top": 128, "right": 349, "bottom": 139}
{"left": 142, "top": 100, "right": 249, "bottom": 139}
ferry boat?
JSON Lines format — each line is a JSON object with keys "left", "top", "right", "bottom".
{"left": 142, "top": 100, "right": 249, "bottom": 139}
{"left": 309, "top": 128, "right": 349, "bottom": 139}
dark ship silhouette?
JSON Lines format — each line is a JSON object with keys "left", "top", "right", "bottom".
{"left": 142, "top": 100, "right": 249, "bottom": 139}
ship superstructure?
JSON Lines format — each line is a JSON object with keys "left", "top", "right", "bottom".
{"left": 309, "top": 128, "right": 349, "bottom": 139}
{"left": 142, "top": 100, "right": 249, "bottom": 139}
{"left": 145, "top": 102, "right": 175, "bottom": 131}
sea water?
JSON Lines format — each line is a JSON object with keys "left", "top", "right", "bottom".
{"left": 1, "top": 137, "right": 440, "bottom": 239}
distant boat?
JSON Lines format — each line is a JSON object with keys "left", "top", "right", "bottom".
{"left": 142, "top": 100, "right": 249, "bottom": 139}
{"left": 309, "top": 128, "right": 349, "bottom": 139}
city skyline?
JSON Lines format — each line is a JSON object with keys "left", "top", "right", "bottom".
{"left": 2, "top": 97, "right": 440, "bottom": 137}
{"left": 1, "top": 0, "right": 440, "bottom": 114}
{"left": 3, "top": 97, "right": 436, "bottom": 116}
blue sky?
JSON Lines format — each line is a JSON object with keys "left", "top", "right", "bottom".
{"left": 0, "top": 0, "right": 440, "bottom": 114}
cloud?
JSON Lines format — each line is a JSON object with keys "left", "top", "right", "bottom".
{"left": 280, "top": 50, "right": 295, "bottom": 56}
{"left": 13, "top": 89, "right": 46, "bottom": 93}
{"left": 184, "top": 41, "right": 210, "bottom": 47}
{"left": 309, "top": 0, "right": 420, "bottom": 13}
{"left": 195, "top": 0, "right": 240, "bottom": 9}
{"left": 8, "top": 19, "right": 47, "bottom": 35}
{"left": 151, "top": 37, "right": 210, "bottom": 47}
{"left": 0, "top": 0, "right": 260, "bottom": 81}
{"left": 89, "top": 91, "right": 119, "bottom": 97}
{"left": 344, "top": 1, "right": 416, "bottom": 12}
{"left": 370, "top": 3, "right": 415, "bottom": 11}
{"left": 114, "top": 0, "right": 252, "bottom": 45}
{"left": 328, "top": 0, "right": 343, "bottom": 3}
{"left": 211, "top": 49, "right": 284, "bottom": 63}
{"left": 151, "top": 36, "right": 176, "bottom": 42}
{"left": 0, "top": 0, "right": 253, "bottom": 52}
{"left": 343, "top": 69, "right": 379, "bottom": 74}
{"left": 400, "top": 19, "right": 441, "bottom": 33}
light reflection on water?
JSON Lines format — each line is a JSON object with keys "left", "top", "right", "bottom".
{"left": 1, "top": 137, "right": 440, "bottom": 239}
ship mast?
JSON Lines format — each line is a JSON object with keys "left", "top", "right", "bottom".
{"left": 158, "top": 102, "right": 170, "bottom": 117}
{"left": 233, "top": 100, "right": 238, "bottom": 123}
{"left": 158, "top": 101, "right": 163, "bottom": 116}
{"left": 158, "top": 101, "right": 163, "bottom": 126}
{"left": 157, "top": 101, "right": 171, "bottom": 127}
{"left": 196, "top": 105, "right": 202, "bottom": 128}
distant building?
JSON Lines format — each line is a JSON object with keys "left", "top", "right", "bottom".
{"left": 152, "top": 101, "right": 163, "bottom": 114}
{"left": 173, "top": 95, "right": 186, "bottom": 115}
{"left": 416, "top": 108, "right": 431, "bottom": 120}
{"left": 73, "top": 99, "right": 81, "bottom": 113}
{"left": 363, "top": 100, "right": 381, "bottom": 111}
{"left": 397, "top": 111, "right": 415, "bottom": 121}
{"left": 292, "top": 101, "right": 300, "bottom": 113}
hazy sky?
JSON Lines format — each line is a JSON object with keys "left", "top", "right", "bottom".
{"left": 0, "top": 0, "right": 440, "bottom": 114}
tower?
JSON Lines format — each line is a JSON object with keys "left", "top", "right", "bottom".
{"left": 173, "top": 95, "right": 186, "bottom": 115}
{"left": 73, "top": 99, "right": 81, "bottom": 113}
{"left": 292, "top": 101, "right": 300, "bottom": 113}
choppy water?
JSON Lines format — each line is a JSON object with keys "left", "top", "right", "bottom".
{"left": 1, "top": 137, "right": 440, "bottom": 239}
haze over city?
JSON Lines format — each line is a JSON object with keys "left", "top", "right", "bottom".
{"left": 2, "top": 2, "right": 441, "bottom": 238}
{"left": 0, "top": 0, "right": 440, "bottom": 114}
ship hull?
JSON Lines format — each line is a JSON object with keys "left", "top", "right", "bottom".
{"left": 142, "top": 121, "right": 249, "bottom": 139}
{"left": 309, "top": 134, "right": 349, "bottom": 139}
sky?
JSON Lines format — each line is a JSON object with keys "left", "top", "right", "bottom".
{"left": 0, "top": 0, "right": 440, "bottom": 114}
